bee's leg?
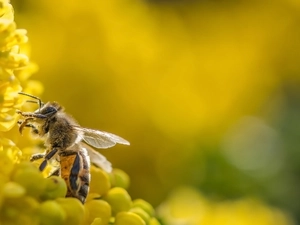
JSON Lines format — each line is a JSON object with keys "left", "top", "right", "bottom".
{"left": 39, "top": 148, "right": 59, "bottom": 171}
{"left": 18, "top": 118, "right": 33, "bottom": 134}
{"left": 16, "top": 110, "right": 47, "bottom": 119}
{"left": 18, "top": 120, "right": 39, "bottom": 135}
{"left": 30, "top": 153, "right": 46, "bottom": 162}
{"left": 17, "top": 109, "right": 56, "bottom": 120}
{"left": 26, "top": 124, "right": 39, "bottom": 135}
{"left": 31, "top": 126, "right": 39, "bottom": 135}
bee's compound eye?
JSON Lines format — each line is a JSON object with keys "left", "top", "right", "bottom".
{"left": 41, "top": 106, "right": 57, "bottom": 116}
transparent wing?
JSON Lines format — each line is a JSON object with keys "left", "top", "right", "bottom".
{"left": 82, "top": 143, "right": 112, "bottom": 173}
{"left": 74, "top": 126, "right": 130, "bottom": 149}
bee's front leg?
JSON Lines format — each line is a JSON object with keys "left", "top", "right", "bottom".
{"left": 16, "top": 110, "right": 47, "bottom": 119}
{"left": 18, "top": 118, "right": 37, "bottom": 134}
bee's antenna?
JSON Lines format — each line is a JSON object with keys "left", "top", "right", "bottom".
{"left": 18, "top": 92, "right": 44, "bottom": 109}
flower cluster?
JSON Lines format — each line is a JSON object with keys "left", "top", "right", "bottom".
{"left": 1, "top": 160, "right": 160, "bottom": 225}
{"left": 0, "top": 1, "right": 160, "bottom": 225}
{"left": 0, "top": 0, "right": 26, "bottom": 135}
{"left": 84, "top": 167, "right": 160, "bottom": 225}
{"left": 0, "top": 0, "right": 41, "bottom": 143}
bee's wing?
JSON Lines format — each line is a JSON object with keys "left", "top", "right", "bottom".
{"left": 74, "top": 126, "right": 130, "bottom": 149}
{"left": 82, "top": 143, "right": 112, "bottom": 173}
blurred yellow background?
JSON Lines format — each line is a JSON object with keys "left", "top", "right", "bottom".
{"left": 11, "top": 0, "right": 300, "bottom": 224}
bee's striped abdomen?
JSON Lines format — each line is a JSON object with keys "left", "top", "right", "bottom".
{"left": 69, "top": 152, "right": 80, "bottom": 192}
{"left": 60, "top": 147, "right": 90, "bottom": 204}
{"left": 77, "top": 149, "right": 90, "bottom": 202}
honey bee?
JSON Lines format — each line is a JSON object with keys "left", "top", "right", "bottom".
{"left": 17, "top": 92, "right": 130, "bottom": 203}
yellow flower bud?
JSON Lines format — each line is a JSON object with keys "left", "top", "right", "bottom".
{"left": 90, "top": 218, "right": 103, "bottom": 225}
{"left": 129, "top": 207, "right": 151, "bottom": 225}
{"left": 132, "top": 199, "right": 155, "bottom": 217}
{"left": 109, "top": 168, "right": 130, "bottom": 190}
{"left": 84, "top": 199, "right": 111, "bottom": 225}
{"left": 149, "top": 218, "right": 161, "bottom": 225}
{"left": 38, "top": 200, "right": 67, "bottom": 225}
{"left": 55, "top": 198, "right": 85, "bottom": 225}
{"left": 115, "top": 212, "right": 146, "bottom": 225}
{"left": 11, "top": 162, "right": 47, "bottom": 198}
{"left": 2, "top": 181, "right": 25, "bottom": 198}
{"left": 40, "top": 176, "right": 68, "bottom": 201}
{"left": 1, "top": 196, "right": 39, "bottom": 225}
{"left": 102, "top": 187, "right": 132, "bottom": 215}
{"left": 90, "top": 165, "right": 111, "bottom": 196}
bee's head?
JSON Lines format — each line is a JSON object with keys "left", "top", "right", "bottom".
{"left": 37, "top": 102, "right": 62, "bottom": 118}
{"left": 18, "top": 92, "right": 63, "bottom": 118}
